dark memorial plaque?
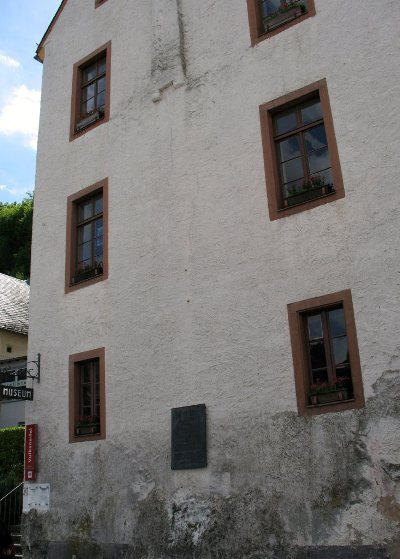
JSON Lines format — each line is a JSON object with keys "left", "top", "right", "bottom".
{"left": 171, "top": 404, "right": 207, "bottom": 470}
{"left": 1, "top": 386, "right": 33, "bottom": 401}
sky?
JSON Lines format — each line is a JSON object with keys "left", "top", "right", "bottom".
{"left": 0, "top": 0, "right": 61, "bottom": 203}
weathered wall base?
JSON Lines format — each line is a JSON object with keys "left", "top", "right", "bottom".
{"left": 23, "top": 541, "right": 391, "bottom": 559}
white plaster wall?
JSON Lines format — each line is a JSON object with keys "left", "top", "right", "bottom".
{"left": 27, "top": 0, "right": 400, "bottom": 553}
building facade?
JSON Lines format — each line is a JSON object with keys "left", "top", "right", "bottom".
{"left": 0, "top": 273, "right": 29, "bottom": 427}
{"left": 27, "top": 0, "right": 400, "bottom": 557}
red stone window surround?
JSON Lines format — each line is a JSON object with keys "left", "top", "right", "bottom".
{"left": 287, "top": 290, "right": 365, "bottom": 417}
{"left": 69, "top": 347, "right": 106, "bottom": 443}
{"left": 259, "top": 79, "right": 344, "bottom": 221}
{"left": 65, "top": 178, "right": 108, "bottom": 293}
{"left": 70, "top": 42, "right": 111, "bottom": 141}
{"left": 247, "top": 0, "right": 315, "bottom": 46}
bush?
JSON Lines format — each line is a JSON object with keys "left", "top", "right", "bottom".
{"left": 0, "top": 427, "right": 24, "bottom": 497}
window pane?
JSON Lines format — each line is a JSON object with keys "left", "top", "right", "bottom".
{"left": 95, "top": 242, "right": 103, "bottom": 262}
{"left": 307, "top": 314, "right": 323, "bottom": 340}
{"left": 335, "top": 364, "right": 352, "bottom": 382}
{"left": 332, "top": 337, "right": 349, "bottom": 366}
{"left": 95, "top": 218, "right": 103, "bottom": 238}
{"left": 86, "top": 97, "right": 95, "bottom": 114}
{"left": 94, "top": 196, "right": 103, "bottom": 215}
{"left": 277, "top": 136, "right": 301, "bottom": 163}
{"left": 301, "top": 99, "right": 322, "bottom": 125}
{"left": 83, "top": 83, "right": 96, "bottom": 101}
{"left": 282, "top": 178, "right": 304, "bottom": 198}
{"left": 275, "top": 109, "right": 298, "bottom": 136}
{"left": 328, "top": 308, "right": 346, "bottom": 337}
{"left": 82, "top": 384, "right": 91, "bottom": 407}
{"left": 81, "top": 364, "right": 91, "bottom": 383}
{"left": 260, "top": 0, "right": 281, "bottom": 16}
{"left": 98, "top": 57, "right": 106, "bottom": 75}
{"left": 97, "top": 77, "right": 106, "bottom": 94}
{"left": 304, "top": 125, "right": 327, "bottom": 153}
{"left": 309, "top": 340, "right": 326, "bottom": 369}
{"left": 83, "top": 63, "right": 97, "bottom": 83}
{"left": 97, "top": 91, "right": 105, "bottom": 110}
{"left": 308, "top": 147, "right": 331, "bottom": 174}
{"left": 78, "top": 241, "right": 92, "bottom": 263}
{"left": 78, "top": 223, "right": 93, "bottom": 244}
{"left": 280, "top": 157, "right": 304, "bottom": 184}
{"left": 317, "top": 168, "right": 333, "bottom": 188}
{"left": 78, "top": 200, "right": 93, "bottom": 222}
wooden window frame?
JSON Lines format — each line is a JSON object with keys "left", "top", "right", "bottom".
{"left": 69, "top": 347, "right": 106, "bottom": 443}
{"left": 95, "top": 0, "right": 108, "bottom": 7}
{"left": 259, "top": 79, "right": 344, "bottom": 221}
{"left": 288, "top": 290, "right": 365, "bottom": 417}
{"left": 247, "top": 0, "right": 315, "bottom": 46}
{"left": 65, "top": 178, "right": 108, "bottom": 294}
{"left": 70, "top": 42, "right": 111, "bottom": 141}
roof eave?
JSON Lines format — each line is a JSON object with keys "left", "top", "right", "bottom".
{"left": 34, "top": 0, "right": 68, "bottom": 63}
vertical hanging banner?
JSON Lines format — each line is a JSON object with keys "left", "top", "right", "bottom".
{"left": 24, "top": 424, "right": 37, "bottom": 481}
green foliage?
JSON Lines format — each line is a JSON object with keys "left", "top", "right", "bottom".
{"left": 0, "top": 427, "right": 24, "bottom": 497}
{"left": 0, "top": 193, "right": 33, "bottom": 280}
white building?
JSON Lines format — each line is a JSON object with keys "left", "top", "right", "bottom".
{"left": 0, "top": 273, "right": 29, "bottom": 427}
{"left": 26, "top": 1, "right": 400, "bottom": 557}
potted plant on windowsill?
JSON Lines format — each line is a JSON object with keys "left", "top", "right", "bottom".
{"left": 76, "top": 107, "right": 105, "bottom": 132}
{"left": 263, "top": 1, "right": 307, "bottom": 32}
{"left": 309, "top": 377, "right": 352, "bottom": 406}
{"left": 284, "top": 175, "right": 334, "bottom": 207}
{"left": 72, "top": 262, "right": 103, "bottom": 284}
{"left": 75, "top": 416, "right": 100, "bottom": 436}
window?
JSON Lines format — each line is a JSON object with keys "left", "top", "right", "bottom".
{"left": 287, "top": 290, "right": 365, "bottom": 416}
{"left": 260, "top": 79, "right": 344, "bottom": 220}
{"left": 6, "top": 346, "right": 12, "bottom": 353}
{"left": 65, "top": 179, "right": 108, "bottom": 293}
{"left": 95, "top": 0, "right": 108, "bottom": 6}
{"left": 69, "top": 348, "right": 106, "bottom": 442}
{"left": 70, "top": 42, "right": 111, "bottom": 140}
{"left": 247, "top": 0, "right": 315, "bottom": 45}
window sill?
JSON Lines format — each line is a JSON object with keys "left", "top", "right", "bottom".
{"left": 279, "top": 189, "right": 335, "bottom": 212}
{"left": 307, "top": 398, "right": 355, "bottom": 409}
{"left": 70, "top": 432, "right": 105, "bottom": 443}
{"left": 66, "top": 272, "right": 106, "bottom": 294}
{"left": 72, "top": 268, "right": 103, "bottom": 285}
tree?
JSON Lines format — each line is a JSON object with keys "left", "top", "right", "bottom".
{"left": 0, "top": 194, "right": 33, "bottom": 280}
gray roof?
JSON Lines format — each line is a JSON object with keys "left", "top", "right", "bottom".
{"left": 0, "top": 273, "right": 29, "bottom": 335}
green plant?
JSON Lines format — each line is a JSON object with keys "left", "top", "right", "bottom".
{"left": 0, "top": 427, "right": 24, "bottom": 497}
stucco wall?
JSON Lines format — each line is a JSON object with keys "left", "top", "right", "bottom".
{"left": 0, "top": 331, "right": 27, "bottom": 359}
{"left": 26, "top": 0, "right": 400, "bottom": 557}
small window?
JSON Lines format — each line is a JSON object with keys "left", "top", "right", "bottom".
{"left": 287, "top": 290, "right": 365, "bottom": 416}
{"left": 69, "top": 348, "right": 106, "bottom": 442}
{"left": 95, "top": 0, "right": 108, "bottom": 6}
{"left": 70, "top": 42, "right": 111, "bottom": 140}
{"left": 260, "top": 79, "right": 344, "bottom": 220}
{"left": 6, "top": 346, "right": 12, "bottom": 353}
{"left": 65, "top": 179, "right": 108, "bottom": 293}
{"left": 247, "top": 0, "right": 315, "bottom": 45}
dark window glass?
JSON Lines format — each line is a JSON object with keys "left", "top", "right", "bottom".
{"left": 304, "top": 305, "right": 354, "bottom": 405}
{"left": 273, "top": 95, "right": 335, "bottom": 206}
{"left": 76, "top": 359, "right": 100, "bottom": 436}
{"left": 74, "top": 193, "right": 103, "bottom": 282}
{"left": 80, "top": 56, "right": 106, "bottom": 118}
